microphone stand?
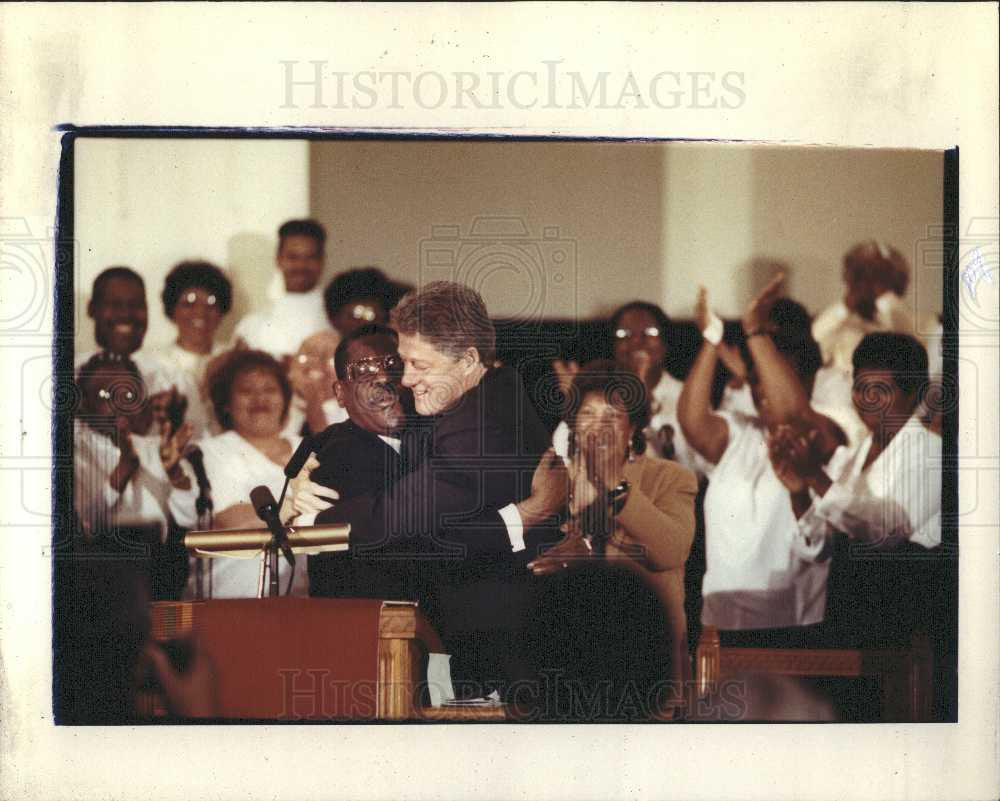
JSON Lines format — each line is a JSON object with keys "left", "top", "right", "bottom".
{"left": 250, "top": 485, "right": 296, "bottom": 599}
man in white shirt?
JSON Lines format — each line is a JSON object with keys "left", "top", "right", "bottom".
{"left": 75, "top": 266, "right": 172, "bottom": 394}
{"left": 233, "top": 219, "right": 332, "bottom": 361}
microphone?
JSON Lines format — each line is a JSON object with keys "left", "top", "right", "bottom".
{"left": 284, "top": 434, "right": 317, "bottom": 479}
{"left": 249, "top": 485, "right": 295, "bottom": 568}
{"left": 184, "top": 445, "right": 212, "bottom": 517}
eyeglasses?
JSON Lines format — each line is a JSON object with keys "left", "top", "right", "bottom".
{"left": 94, "top": 384, "right": 144, "bottom": 412}
{"left": 179, "top": 292, "right": 218, "bottom": 307}
{"left": 614, "top": 326, "right": 661, "bottom": 340}
{"left": 350, "top": 304, "right": 378, "bottom": 322}
{"left": 344, "top": 354, "right": 402, "bottom": 382}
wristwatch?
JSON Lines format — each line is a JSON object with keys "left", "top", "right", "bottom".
{"left": 607, "top": 479, "right": 631, "bottom": 515}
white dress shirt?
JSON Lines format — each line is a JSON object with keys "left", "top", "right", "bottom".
{"left": 184, "top": 430, "right": 308, "bottom": 599}
{"left": 73, "top": 420, "right": 199, "bottom": 540}
{"left": 700, "top": 411, "right": 830, "bottom": 630}
{"left": 792, "top": 415, "right": 941, "bottom": 560}
{"left": 150, "top": 342, "right": 227, "bottom": 441}
{"left": 811, "top": 292, "right": 917, "bottom": 372}
{"left": 233, "top": 285, "right": 330, "bottom": 360}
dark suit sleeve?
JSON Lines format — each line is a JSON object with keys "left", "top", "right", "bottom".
{"left": 317, "top": 368, "right": 549, "bottom": 559}
{"left": 317, "top": 418, "right": 514, "bottom": 558}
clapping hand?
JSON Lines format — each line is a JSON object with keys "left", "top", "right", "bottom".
{"left": 580, "top": 426, "right": 625, "bottom": 495}
{"left": 106, "top": 415, "right": 142, "bottom": 492}
{"left": 527, "top": 518, "right": 593, "bottom": 576}
{"left": 159, "top": 418, "right": 194, "bottom": 489}
{"left": 743, "top": 271, "right": 785, "bottom": 334}
{"left": 767, "top": 422, "right": 819, "bottom": 493}
{"left": 552, "top": 358, "right": 580, "bottom": 397}
{"left": 695, "top": 285, "right": 710, "bottom": 332}
{"left": 568, "top": 457, "right": 600, "bottom": 518}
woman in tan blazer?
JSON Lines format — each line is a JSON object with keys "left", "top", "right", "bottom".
{"left": 529, "top": 360, "right": 698, "bottom": 713}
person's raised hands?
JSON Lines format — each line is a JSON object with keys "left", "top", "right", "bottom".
{"left": 552, "top": 358, "right": 580, "bottom": 398}
{"left": 159, "top": 419, "right": 194, "bottom": 488}
{"left": 743, "top": 271, "right": 786, "bottom": 334}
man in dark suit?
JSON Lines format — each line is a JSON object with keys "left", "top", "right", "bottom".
{"left": 294, "top": 282, "right": 566, "bottom": 696}
{"left": 301, "top": 324, "right": 414, "bottom": 599}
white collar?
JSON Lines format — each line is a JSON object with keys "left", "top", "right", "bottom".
{"left": 378, "top": 434, "right": 402, "bottom": 454}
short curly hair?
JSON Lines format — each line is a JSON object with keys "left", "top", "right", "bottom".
{"left": 852, "top": 332, "right": 928, "bottom": 397}
{"left": 390, "top": 281, "right": 496, "bottom": 366}
{"left": 563, "top": 359, "right": 651, "bottom": 455}
{"left": 323, "top": 267, "right": 397, "bottom": 322}
{"left": 207, "top": 349, "right": 292, "bottom": 431}
{"left": 161, "top": 260, "right": 233, "bottom": 318}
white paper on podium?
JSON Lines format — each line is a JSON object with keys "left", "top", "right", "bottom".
{"left": 427, "top": 653, "right": 456, "bottom": 707}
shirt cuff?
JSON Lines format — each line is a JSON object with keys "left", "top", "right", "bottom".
{"left": 811, "top": 480, "right": 853, "bottom": 522}
{"left": 498, "top": 503, "right": 525, "bottom": 553}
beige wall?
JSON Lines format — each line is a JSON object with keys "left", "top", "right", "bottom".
{"left": 74, "top": 139, "right": 310, "bottom": 353}
{"left": 74, "top": 138, "right": 943, "bottom": 357}
{"left": 746, "top": 145, "right": 943, "bottom": 324}
{"left": 309, "top": 140, "right": 666, "bottom": 320}
{"left": 312, "top": 140, "right": 944, "bottom": 324}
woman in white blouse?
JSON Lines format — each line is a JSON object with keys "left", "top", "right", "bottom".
{"left": 769, "top": 332, "right": 940, "bottom": 556}
{"left": 678, "top": 276, "right": 846, "bottom": 636}
{"left": 152, "top": 261, "right": 233, "bottom": 440}
{"left": 185, "top": 349, "right": 306, "bottom": 598}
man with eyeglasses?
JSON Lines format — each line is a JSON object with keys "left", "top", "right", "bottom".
{"left": 296, "top": 324, "right": 417, "bottom": 599}
{"left": 290, "top": 282, "right": 568, "bottom": 700}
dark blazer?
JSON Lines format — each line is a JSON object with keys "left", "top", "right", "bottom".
{"left": 307, "top": 419, "right": 409, "bottom": 599}
{"left": 316, "top": 366, "right": 551, "bottom": 559}
{"left": 309, "top": 419, "right": 404, "bottom": 502}
{"left": 314, "top": 367, "right": 553, "bottom": 691}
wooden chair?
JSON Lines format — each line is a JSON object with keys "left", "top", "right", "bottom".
{"left": 694, "top": 625, "right": 933, "bottom": 721}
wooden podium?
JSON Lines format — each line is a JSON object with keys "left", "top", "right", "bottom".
{"left": 149, "top": 598, "right": 447, "bottom": 720}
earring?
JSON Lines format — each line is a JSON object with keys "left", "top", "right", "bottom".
{"left": 626, "top": 437, "right": 635, "bottom": 463}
